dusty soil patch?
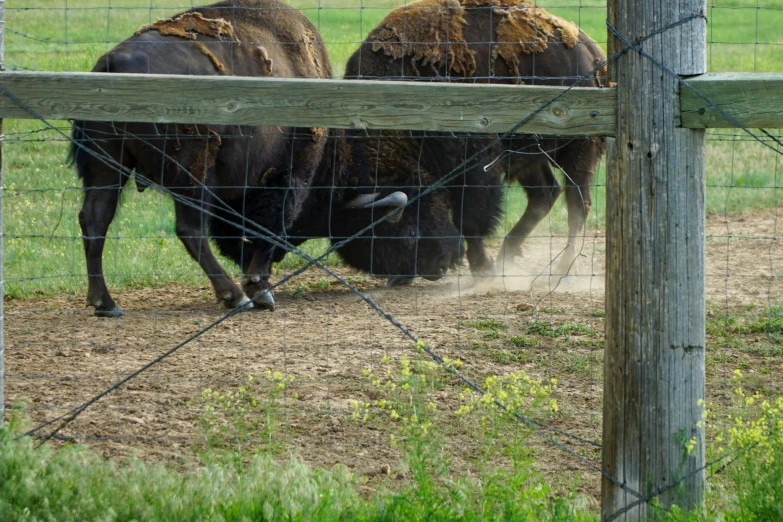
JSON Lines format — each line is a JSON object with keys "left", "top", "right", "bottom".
{"left": 5, "top": 211, "right": 783, "bottom": 503}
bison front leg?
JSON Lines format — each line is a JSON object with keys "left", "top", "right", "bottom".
{"left": 174, "top": 201, "right": 251, "bottom": 310}
{"left": 80, "top": 179, "right": 127, "bottom": 317}
{"left": 241, "top": 244, "right": 278, "bottom": 312}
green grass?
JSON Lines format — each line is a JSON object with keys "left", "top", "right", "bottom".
{"left": 4, "top": 360, "right": 783, "bottom": 520}
{"left": 5, "top": 0, "right": 783, "bottom": 298}
{"left": 0, "top": 363, "right": 602, "bottom": 522}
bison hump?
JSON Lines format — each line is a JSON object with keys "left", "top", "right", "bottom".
{"left": 367, "top": 0, "right": 476, "bottom": 77}
{"left": 135, "top": 11, "right": 236, "bottom": 41}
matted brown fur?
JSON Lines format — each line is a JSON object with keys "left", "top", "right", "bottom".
{"left": 303, "top": 30, "right": 326, "bottom": 78}
{"left": 194, "top": 43, "right": 227, "bottom": 73}
{"left": 367, "top": 0, "right": 476, "bottom": 76}
{"left": 462, "top": 0, "right": 580, "bottom": 51}
{"left": 367, "top": 0, "right": 583, "bottom": 79}
{"left": 256, "top": 46, "right": 274, "bottom": 76}
{"left": 310, "top": 127, "right": 326, "bottom": 143}
{"left": 492, "top": 2, "right": 580, "bottom": 77}
{"left": 189, "top": 129, "right": 222, "bottom": 183}
{"left": 135, "top": 12, "right": 236, "bottom": 41}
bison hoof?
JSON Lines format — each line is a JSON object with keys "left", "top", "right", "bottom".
{"left": 237, "top": 295, "right": 254, "bottom": 310}
{"left": 386, "top": 276, "right": 415, "bottom": 287}
{"left": 94, "top": 305, "right": 124, "bottom": 318}
{"left": 251, "top": 290, "right": 275, "bottom": 312}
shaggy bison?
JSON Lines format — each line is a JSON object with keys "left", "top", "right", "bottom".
{"left": 72, "top": 0, "right": 458, "bottom": 316}
{"left": 344, "top": 0, "right": 608, "bottom": 281}
{"left": 209, "top": 129, "right": 462, "bottom": 289}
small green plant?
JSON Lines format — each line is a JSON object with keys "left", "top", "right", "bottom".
{"left": 490, "top": 349, "right": 533, "bottom": 365}
{"left": 464, "top": 318, "right": 509, "bottom": 343}
{"left": 464, "top": 318, "right": 508, "bottom": 331}
{"left": 707, "top": 370, "right": 783, "bottom": 521}
{"left": 524, "top": 320, "right": 594, "bottom": 340}
{"left": 194, "top": 371, "right": 293, "bottom": 464}
{"left": 283, "top": 282, "right": 310, "bottom": 298}
{"left": 351, "top": 353, "right": 575, "bottom": 519}
{"left": 483, "top": 329, "right": 501, "bottom": 340}
{"left": 312, "top": 278, "right": 331, "bottom": 290}
{"left": 508, "top": 334, "right": 538, "bottom": 347}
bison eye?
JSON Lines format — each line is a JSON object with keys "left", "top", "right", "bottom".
{"left": 409, "top": 227, "right": 417, "bottom": 237}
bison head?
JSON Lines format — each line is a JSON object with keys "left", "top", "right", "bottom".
{"left": 330, "top": 186, "right": 461, "bottom": 283}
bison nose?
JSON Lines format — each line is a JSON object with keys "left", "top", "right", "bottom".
{"left": 422, "top": 266, "right": 447, "bottom": 282}
{"left": 423, "top": 266, "right": 448, "bottom": 281}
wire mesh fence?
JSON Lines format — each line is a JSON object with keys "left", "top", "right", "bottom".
{"left": 1, "top": 0, "right": 783, "bottom": 517}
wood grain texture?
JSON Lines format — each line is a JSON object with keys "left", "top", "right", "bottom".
{"left": 603, "top": 0, "right": 707, "bottom": 519}
{"left": 681, "top": 72, "right": 783, "bottom": 129}
{"left": 0, "top": 71, "right": 616, "bottom": 136}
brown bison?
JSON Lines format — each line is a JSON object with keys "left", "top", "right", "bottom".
{"left": 210, "top": 129, "right": 462, "bottom": 289}
{"left": 72, "top": 0, "right": 459, "bottom": 316}
{"left": 344, "top": 0, "right": 608, "bottom": 282}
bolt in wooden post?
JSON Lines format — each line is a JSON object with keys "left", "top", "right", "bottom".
{"left": 603, "top": 0, "right": 707, "bottom": 519}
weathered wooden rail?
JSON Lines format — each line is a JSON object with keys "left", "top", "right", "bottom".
{"left": 0, "top": 71, "right": 615, "bottom": 136}
{"left": 0, "top": 71, "right": 780, "bottom": 134}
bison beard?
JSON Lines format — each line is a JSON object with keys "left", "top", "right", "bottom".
{"left": 344, "top": 0, "right": 608, "bottom": 283}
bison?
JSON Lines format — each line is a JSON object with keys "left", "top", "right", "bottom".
{"left": 209, "top": 129, "right": 462, "bottom": 289}
{"left": 343, "top": 0, "right": 608, "bottom": 283}
{"left": 72, "top": 0, "right": 459, "bottom": 317}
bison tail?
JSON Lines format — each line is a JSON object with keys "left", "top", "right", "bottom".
{"left": 68, "top": 120, "right": 91, "bottom": 177}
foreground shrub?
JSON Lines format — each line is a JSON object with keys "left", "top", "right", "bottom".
{"left": 0, "top": 415, "right": 361, "bottom": 522}
{"left": 713, "top": 375, "right": 783, "bottom": 521}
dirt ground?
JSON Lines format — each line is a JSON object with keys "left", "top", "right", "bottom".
{"left": 5, "top": 210, "right": 783, "bottom": 506}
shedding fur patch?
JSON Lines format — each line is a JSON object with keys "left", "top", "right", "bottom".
{"left": 194, "top": 43, "right": 227, "bottom": 73}
{"left": 367, "top": 0, "right": 476, "bottom": 77}
{"left": 257, "top": 46, "right": 274, "bottom": 76}
{"left": 310, "top": 127, "right": 326, "bottom": 143}
{"left": 303, "top": 30, "right": 326, "bottom": 78}
{"left": 135, "top": 12, "right": 235, "bottom": 41}
{"left": 461, "top": 0, "right": 524, "bottom": 8}
{"left": 189, "top": 128, "right": 222, "bottom": 183}
{"left": 491, "top": 2, "right": 580, "bottom": 76}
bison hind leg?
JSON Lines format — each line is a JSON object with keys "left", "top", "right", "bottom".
{"left": 498, "top": 162, "right": 561, "bottom": 274}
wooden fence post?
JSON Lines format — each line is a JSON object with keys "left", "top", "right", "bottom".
{"left": 603, "top": 0, "right": 707, "bottom": 518}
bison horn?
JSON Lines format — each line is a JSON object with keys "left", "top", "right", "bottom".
{"left": 362, "top": 191, "right": 408, "bottom": 209}
{"left": 364, "top": 191, "right": 408, "bottom": 223}
{"left": 342, "top": 191, "right": 408, "bottom": 209}
{"left": 342, "top": 193, "right": 381, "bottom": 209}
